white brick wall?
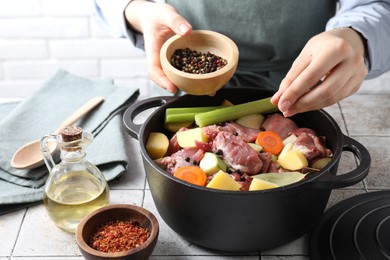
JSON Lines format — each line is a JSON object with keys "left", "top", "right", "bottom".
{"left": 0, "top": 0, "right": 151, "bottom": 99}
{"left": 0, "top": 0, "right": 388, "bottom": 99}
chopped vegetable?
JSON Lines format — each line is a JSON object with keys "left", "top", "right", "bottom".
{"left": 221, "top": 99, "right": 234, "bottom": 106}
{"left": 312, "top": 157, "right": 332, "bottom": 169}
{"left": 166, "top": 106, "right": 222, "bottom": 115}
{"left": 165, "top": 106, "right": 221, "bottom": 123}
{"left": 235, "top": 113, "right": 264, "bottom": 129}
{"left": 278, "top": 141, "right": 293, "bottom": 158}
{"left": 206, "top": 170, "right": 241, "bottom": 191}
{"left": 255, "top": 130, "right": 284, "bottom": 155}
{"left": 194, "top": 97, "right": 278, "bottom": 127}
{"left": 249, "top": 178, "right": 280, "bottom": 191}
{"left": 252, "top": 172, "right": 306, "bottom": 186}
{"left": 199, "top": 152, "right": 227, "bottom": 175}
{"left": 176, "top": 127, "right": 208, "bottom": 148}
{"left": 247, "top": 143, "right": 263, "bottom": 153}
{"left": 282, "top": 134, "right": 297, "bottom": 146}
{"left": 277, "top": 149, "right": 308, "bottom": 171}
{"left": 146, "top": 132, "right": 169, "bottom": 159}
{"left": 174, "top": 166, "right": 207, "bottom": 186}
{"left": 164, "top": 121, "right": 193, "bottom": 132}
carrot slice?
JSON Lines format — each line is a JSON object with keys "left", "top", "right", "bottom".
{"left": 255, "top": 130, "right": 283, "bottom": 155}
{"left": 173, "top": 166, "right": 207, "bottom": 186}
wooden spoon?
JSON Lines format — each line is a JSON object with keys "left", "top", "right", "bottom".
{"left": 10, "top": 96, "right": 104, "bottom": 170}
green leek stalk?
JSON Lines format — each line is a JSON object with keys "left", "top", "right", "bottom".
{"left": 195, "top": 97, "right": 278, "bottom": 127}
{"left": 165, "top": 106, "right": 221, "bottom": 123}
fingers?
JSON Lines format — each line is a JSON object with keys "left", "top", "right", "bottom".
{"left": 271, "top": 50, "right": 312, "bottom": 105}
{"left": 135, "top": 3, "right": 193, "bottom": 94}
{"left": 159, "top": 4, "right": 192, "bottom": 36}
{"left": 275, "top": 43, "right": 344, "bottom": 114}
{"left": 281, "top": 64, "right": 349, "bottom": 116}
{"left": 281, "top": 56, "right": 367, "bottom": 116}
{"left": 126, "top": 2, "right": 192, "bottom": 36}
{"left": 149, "top": 64, "right": 178, "bottom": 94}
{"left": 282, "top": 68, "right": 362, "bottom": 116}
{"left": 272, "top": 30, "right": 367, "bottom": 117}
{"left": 143, "top": 34, "right": 177, "bottom": 94}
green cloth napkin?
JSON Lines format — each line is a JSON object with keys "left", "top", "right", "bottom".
{"left": 0, "top": 70, "right": 139, "bottom": 206}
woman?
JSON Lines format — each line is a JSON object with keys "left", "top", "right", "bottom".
{"left": 92, "top": 0, "right": 390, "bottom": 116}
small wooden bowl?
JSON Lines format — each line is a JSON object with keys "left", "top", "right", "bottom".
{"left": 160, "top": 30, "right": 239, "bottom": 95}
{"left": 75, "top": 204, "right": 159, "bottom": 260}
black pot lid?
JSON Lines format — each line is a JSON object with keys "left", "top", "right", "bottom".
{"left": 310, "top": 190, "right": 390, "bottom": 260}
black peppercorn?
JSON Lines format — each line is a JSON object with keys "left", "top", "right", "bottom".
{"left": 215, "top": 149, "right": 223, "bottom": 156}
{"left": 170, "top": 48, "right": 227, "bottom": 74}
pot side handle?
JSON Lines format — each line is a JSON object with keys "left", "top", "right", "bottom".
{"left": 312, "top": 135, "right": 371, "bottom": 189}
{"left": 123, "top": 96, "right": 174, "bottom": 140}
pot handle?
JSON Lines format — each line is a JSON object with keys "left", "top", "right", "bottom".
{"left": 311, "top": 135, "right": 371, "bottom": 189}
{"left": 123, "top": 96, "right": 175, "bottom": 140}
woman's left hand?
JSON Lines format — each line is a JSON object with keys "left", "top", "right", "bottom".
{"left": 271, "top": 27, "right": 368, "bottom": 117}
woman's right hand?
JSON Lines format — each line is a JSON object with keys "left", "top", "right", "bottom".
{"left": 125, "top": 1, "right": 192, "bottom": 93}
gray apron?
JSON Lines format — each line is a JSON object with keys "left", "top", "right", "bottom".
{"left": 167, "top": 0, "right": 337, "bottom": 91}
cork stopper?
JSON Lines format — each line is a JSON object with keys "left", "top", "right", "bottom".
{"left": 60, "top": 126, "right": 83, "bottom": 142}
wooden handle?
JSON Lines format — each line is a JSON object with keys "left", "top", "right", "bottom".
{"left": 54, "top": 96, "right": 104, "bottom": 133}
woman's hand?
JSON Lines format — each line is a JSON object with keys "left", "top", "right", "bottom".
{"left": 125, "top": 1, "right": 192, "bottom": 93}
{"left": 271, "top": 27, "right": 368, "bottom": 117}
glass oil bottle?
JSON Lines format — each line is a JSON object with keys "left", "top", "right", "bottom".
{"left": 40, "top": 126, "right": 109, "bottom": 233}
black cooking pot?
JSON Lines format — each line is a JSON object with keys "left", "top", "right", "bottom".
{"left": 123, "top": 88, "right": 370, "bottom": 252}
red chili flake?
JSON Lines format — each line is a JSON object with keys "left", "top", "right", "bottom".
{"left": 89, "top": 220, "right": 150, "bottom": 253}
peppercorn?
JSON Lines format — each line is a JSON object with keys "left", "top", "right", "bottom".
{"left": 215, "top": 149, "right": 223, "bottom": 156}
{"left": 170, "top": 48, "right": 227, "bottom": 74}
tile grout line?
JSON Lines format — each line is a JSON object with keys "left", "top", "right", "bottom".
{"left": 337, "top": 102, "right": 350, "bottom": 137}
{"left": 141, "top": 177, "right": 147, "bottom": 208}
{"left": 9, "top": 208, "right": 28, "bottom": 258}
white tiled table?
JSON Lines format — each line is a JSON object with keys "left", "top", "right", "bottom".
{"left": 1, "top": 90, "right": 390, "bottom": 259}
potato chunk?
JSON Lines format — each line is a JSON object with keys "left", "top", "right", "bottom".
{"left": 206, "top": 170, "right": 241, "bottom": 191}
{"left": 146, "top": 132, "right": 169, "bottom": 159}
{"left": 176, "top": 127, "right": 208, "bottom": 148}
{"left": 164, "top": 121, "right": 193, "bottom": 132}
{"left": 249, "top": 178, "right": 279, "bottom": 191}
{"left": 277, "top": 149, "right": 308, "bottom": 171}
{"left": 312, "top": 157, "right": 332, "bottom": 169}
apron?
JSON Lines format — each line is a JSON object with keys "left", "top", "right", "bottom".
{"left": 167, "top": 0, "right": 337, "bottom": 91}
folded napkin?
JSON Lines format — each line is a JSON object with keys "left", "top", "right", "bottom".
{"left": 0, "top": 70, "right": 139, "bottom": 206}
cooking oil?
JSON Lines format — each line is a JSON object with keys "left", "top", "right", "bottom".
{"left": 43, "top": 170, "right": 109, "bottom": 233}
{"left": 41, "top": 126, "right": 110, "bottom": 233}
